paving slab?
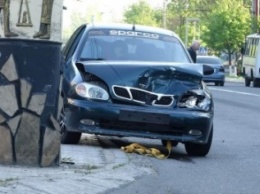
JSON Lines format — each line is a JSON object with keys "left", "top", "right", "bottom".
{"left": 0, "top": 135, "right": 154, "bottom": 194}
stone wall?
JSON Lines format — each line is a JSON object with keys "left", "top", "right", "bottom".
{"left": 0, "top": 0, "right": 63, "bottom": 167}
{"left": 0, "top": 40, "right": 62, "bottom": 167}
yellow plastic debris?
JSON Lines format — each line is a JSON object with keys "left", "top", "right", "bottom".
{"left": 121, "top": 140, "right": 172, "bottom": 159}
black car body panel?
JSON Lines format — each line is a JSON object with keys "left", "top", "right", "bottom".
{"left": 77, "top": 61, "right": 203, "bottom": 89}
{"left": 64, "top": 99, "right": 213, "bottom": 143}
{"left": 61, "top": 23, "right": 214, "bottom": 152}
{"left": 197, "top": 56, "right": 225, "bottom": 85}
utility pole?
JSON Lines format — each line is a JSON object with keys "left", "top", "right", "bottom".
{"left": 256, "top": 0, "right": 259, "bottom": 24}
{"left": 251, "top": 0, "right": 259, "bottom": 32}
{"left": 256, "top": 0, "right": 259, "bottom": 20}
{"left": 163, "top": 0, "right": 167, "bottom": 28}
{"left": 252, "top": 0, "right": 259, "bottom": 22}
{"left": 163, "top": 0, "right": 171, "bottom": 29}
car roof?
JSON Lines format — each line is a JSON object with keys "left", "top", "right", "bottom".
{"left": 247, "top": 33, "right": 260, "bottom": 38}
{"left": 197, "top": 55, "right": 222, "bottom": 64}
{"left": 197, "top": 55, "right": 220, "bottom": 59}
{"left": 84, "top": 23, "right": 177, "bottom": 37}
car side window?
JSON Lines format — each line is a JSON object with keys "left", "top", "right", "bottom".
{"left": 62, "top": 25, "right": 86, "bottom": 61}
{"left": 80, "top": 37, "right": 105, "bottom": 59}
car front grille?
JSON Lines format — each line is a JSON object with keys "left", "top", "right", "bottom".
{"left": 99, "top": 119, "right": 185, "bottom": 136}
{"left": 112, "top": 85, "right": 174, "bottom": 107}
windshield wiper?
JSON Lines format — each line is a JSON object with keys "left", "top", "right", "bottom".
{"left": 79, "top": 58, "right": 105, "bottom": 61}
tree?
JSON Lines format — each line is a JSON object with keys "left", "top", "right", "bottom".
{"left": 201, "top": 0, "right": 251, "bottom": 65}
{"left": 166, "top": 0, "right": 216, "bottom": 44}
{"left": 123, "top": 1, "right": 159, "bottom": 27}
{"left": 166, "top": 0, "right": 190, "bottom": 40}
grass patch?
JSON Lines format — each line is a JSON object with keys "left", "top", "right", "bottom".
{"left": 61, "top": 157, "right": 74, "bottom": 164}
{"left": 0, "top": 178, "right": 18, "bottom": 187}
{"left": 74, "top": 164, "right": 99, "bottom": 175}
{"left": 112, "top": 163, "right": 126, "bottom": 170}
{"left": 226, "top": 75, "right": 243, "bottom": 79}
{"left": 83, "top": 164, "right": 99, "bottom": 170}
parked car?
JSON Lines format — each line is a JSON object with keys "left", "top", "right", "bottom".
{"left": 197, "top": 55, "right": 225, "bottom": 86}
{"left": 60, "top": 23, "right": 214, "bottom": 156}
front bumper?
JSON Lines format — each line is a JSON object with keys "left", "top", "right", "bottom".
{"left": 64, "top": 99, "right": 214, "bottom": 144}
{"left": 203, "top": 72, "right": 225, "bottom": 83}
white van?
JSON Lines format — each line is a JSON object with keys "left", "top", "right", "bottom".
{"left": 242, "top": 33, "right": 260, "bottom": 87}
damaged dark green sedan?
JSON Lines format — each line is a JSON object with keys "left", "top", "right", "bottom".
{"left": 60, "top": 23, "right": 214, "bottom": 156}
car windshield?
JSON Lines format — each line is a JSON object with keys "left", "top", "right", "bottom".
{"left": 79, "top": 29, "right": 190, "bottom": 63}
{"left": 197, "top": 57, "right": 221, "bottom": 64}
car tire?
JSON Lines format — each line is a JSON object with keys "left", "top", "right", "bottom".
{"left": 245, "top": 77, "right": 250, "bottom": 87}
{"left": 161, "top": 140, "right": 178, "bottom": 147}
{"left": 219, "top": 81, "right": 224, "bottom": 86}
{"left": 253, "top": 79, "right": 260, "bottom": 88}
{"left": 60, "top": 107, "right": 82, "bottom": 144}
{"left": 61, "top": 131, "right": 82, "bottom": 144}
{"left": 185, "top": 126, "right": 213, "bottom": 157}
{"left": 214, "top": 82, "right": 219, "bottom": 86}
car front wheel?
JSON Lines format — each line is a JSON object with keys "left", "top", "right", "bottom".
{"left": 60, "top": 107, "right": 81, "bottom": 144}
{"left": 253, "top": 78, "right": 260, "bottom": 87}
{"left": 215, "top": 81, "right": 224, "bottom": 86}
{"left": 185, "top": 126, "right": 213, "bottom": 157}
{"left": 245, "top": 77, "right": 250, "bottom": 87}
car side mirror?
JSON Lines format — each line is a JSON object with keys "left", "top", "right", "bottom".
{"left": 203, "top": 64, "right": 214, "bottom": 75}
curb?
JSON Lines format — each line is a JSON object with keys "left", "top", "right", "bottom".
{"left": 225, "top": 77, "right": 244, "bottom": 83}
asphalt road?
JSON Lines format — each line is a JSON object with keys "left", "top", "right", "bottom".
{"left": 103, "top": 81, "right": 260, "bottom": 194}
{"left": 1, "top": 80, "right": 260, "bottom": 194}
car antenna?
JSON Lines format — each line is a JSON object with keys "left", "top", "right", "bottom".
{"left": 132, "top": 23, "right": 135, "bottom": 31}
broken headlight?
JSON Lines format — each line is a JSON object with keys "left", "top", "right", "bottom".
{"left": 178, "top": 90, "right": 211, "bottom": 111}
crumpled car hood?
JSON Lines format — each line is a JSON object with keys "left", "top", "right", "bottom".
{"left": 76, "top": 61, "right": 204, "bottom": 95}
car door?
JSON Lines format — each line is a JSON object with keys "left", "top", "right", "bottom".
{"left": 61, "top": 24, "right": 86, "bottom": 74}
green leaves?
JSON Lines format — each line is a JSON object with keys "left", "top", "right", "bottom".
{"left": 123, "top": 0, "right": 252, "bottom": 57}
{"left": 202, "top": 0, "right": 251, "bottom": 54}
{"left": 123, "top": 1, "right": 159, "bottom": 27}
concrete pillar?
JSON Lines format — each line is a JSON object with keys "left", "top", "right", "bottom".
{"left": 0, "top": 0, "right": 63, "bottom": 167}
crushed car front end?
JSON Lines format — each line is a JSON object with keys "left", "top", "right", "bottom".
{"left": 62, "top": 61, "right": 213, "bottom": 145}
{"left": 60, "top": 23, "right": 214, "bottom": 156}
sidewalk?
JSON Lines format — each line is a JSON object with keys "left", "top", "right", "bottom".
{"left": 0, "top": 135, "right": 154, "bottom": 194}
{"left": 225, "top": 76, "right": 244, "bottom": 83}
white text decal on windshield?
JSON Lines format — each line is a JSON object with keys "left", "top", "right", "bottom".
{"left": 110, "top": 30, "right": 159, "bottom": 39}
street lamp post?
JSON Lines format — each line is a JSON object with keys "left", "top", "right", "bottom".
{"left": 185, "top": 18, "right": 200, "bottom": 46}
{"left": 163, "top": 0, "right": 172, "bottom": 29}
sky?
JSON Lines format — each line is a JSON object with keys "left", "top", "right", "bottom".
{"left": 62, "top": 0, "right": 164, "bottom": 28}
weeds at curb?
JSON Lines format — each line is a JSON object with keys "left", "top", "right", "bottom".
{"left": 74, "top": 165, "right": 100, "bottom": 175}
{"left": 61, "top": 157, "right": 74, "bottom": 165}
{"left": 226, "top": 75, "right": 243, "bottom": 79}
{"left": 112, "top": 163, "right": 127, "bottom": 170}
{"left": 0, "top": 178, "right": 19, "bottom": 187}
{"left": 83, "top": 164, "right": 99, "bottom": 170}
